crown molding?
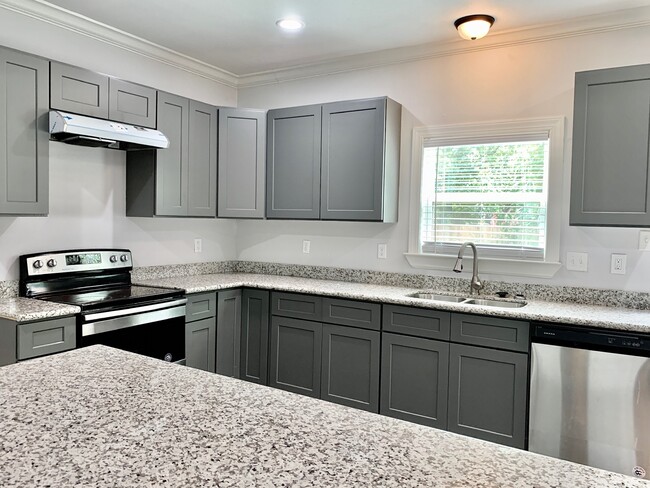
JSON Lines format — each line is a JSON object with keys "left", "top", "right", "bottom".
{"left": 0, "top": 0, "right": 239, "bottom": 88}
{"left": 1, "top": 0, "right": 648, "bottom": 90}
{"left": 237, "top": 6, "right": 650, "bottom": 88}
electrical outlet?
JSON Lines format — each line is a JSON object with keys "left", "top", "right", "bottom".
{"left": 610, "top": 253, "right": 626, "bottom": 275}
{"left": 194, "top": 238, "right": 202, "bottom": 253}
{"left": 302, "top": 240, "right": 311, "bottom": 254}
{"left": 377, "top": 244, "right": 387, "bottom": 259}
{"left": 566, "top": 252, "right": 588, "bottom": 272}
{"left": 639, "top": 231, "right": 650, "bottom": 251}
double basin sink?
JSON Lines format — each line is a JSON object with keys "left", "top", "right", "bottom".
{"left": 408, "top": 293, "right": 527, "bottom": 309}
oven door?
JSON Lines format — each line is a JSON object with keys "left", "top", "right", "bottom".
{"left": 79, "top": 298, "right": 187, "bottom": 364}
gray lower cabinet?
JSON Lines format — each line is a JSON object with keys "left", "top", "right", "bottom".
{"left": 126, "top": 93, "right": 217, "bottom": 217}
{"left": 185, "top": 318, "right": 216, "bottom": 372}
{"left": 266, "top": 104, "right": 322, "bottom": 219}
{"left": 216, "top": 289, "right": 242, "bottom": 378}
{"left": 447, "top": 343, "right": 528, "bottom": 449}
{"left": 16, "top": 316, "right": 76, "bottom": 361}
{"left": 269, "top": 316, "right": 322, "bottom": 398}
{"left": 321, "top": 98, "right": 400, "bottom": 222}
{"left": 185, "top": 292, "right": 216, "bottom": 372}
{"left": 240, "top": 289, "right": 270, "bottom": 385}
{"left": 218, "top": 108, "right": 266, "bottom": 218}
{"left": 50, "top": 61, "right": 157, "bottom": 128}
{"left": 570, "top": 63, "right": 650, "bottom": 226}
{"left": 321, "top": 323, "right": 380, "bottom": 412}
{"left": 0, "top": 48, "right": 49, "bottom": 215}
{"left": 380, "top": 332, "right": 449, "bottom": 429}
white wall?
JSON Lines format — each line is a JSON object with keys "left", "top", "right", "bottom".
{"left": 0, "top": 7, "right": 237, "bottom": 280}
{"left": 238, "top": 26, "right": 650, "bottom": 292}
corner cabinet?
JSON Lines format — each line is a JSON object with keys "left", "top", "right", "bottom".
{"left": 266, "top": 97, "right": 401, "bottom": 222}
{"left": 570, "top": 63, "right": 650, "bottom": 226}
{"left": 218, "top": 108, "right": 266, "bottom": 218}
{"left": 0, "top": 48, "right": 49, "bottom": 215}
{"left": 126, "top": 93, "right": 217, "bottom": 217}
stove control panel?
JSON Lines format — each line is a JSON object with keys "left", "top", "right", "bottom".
{"left": 23, "top": 250, "right": 132, "bottom": 276}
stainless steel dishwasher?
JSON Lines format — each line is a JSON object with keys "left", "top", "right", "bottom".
{"left": 529, "top": 323, "right": 650, "bottom": 479}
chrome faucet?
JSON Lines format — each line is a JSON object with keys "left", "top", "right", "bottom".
{"left": 453, "top": 242, "right": 484, "bottom": 295}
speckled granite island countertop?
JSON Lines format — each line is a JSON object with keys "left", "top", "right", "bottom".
{"left": 1, "top": 346, "right": 647, "bottom": 488}
{"left": 0, "top": 297, "right": 79, "bottom": 322}
{"left": 135, "top": 273, "right": 650, "bottom": 334}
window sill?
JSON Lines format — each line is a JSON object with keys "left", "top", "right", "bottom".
{"left": 403, "top": 253, "right": 562, "bottom": 279}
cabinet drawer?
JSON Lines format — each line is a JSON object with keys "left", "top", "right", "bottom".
{"left": 50, "top": 62, "right": 109, "bottom": 118}
{"left": 383, "top": 305, "right": 451, "bottom": 340}
{"left": 450, "top": 313, "right": 529, "bottom": 352}
{"left": 322, "top": 298, "right": 380, "bottom": 330}
{"left": 17, "top": 317, "right": 76, "bottom": 360}
{"left": 271, "top": 292, "right": 322, "bottom": 320}
{"left": 186, "top": 292, "right": 216, "bottom": 322}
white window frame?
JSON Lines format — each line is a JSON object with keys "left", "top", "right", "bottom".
{"left": 405, "top": 117, "right": 564, "bottom": 279}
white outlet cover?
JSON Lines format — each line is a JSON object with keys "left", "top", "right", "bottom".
{"left": 377, "top": 244, "right": 387, "bottom": 259}
{"left": 302, "top": 240, "right": 311, "bottom": 254}
{"left": 639, "top": 231, "right": 650, "bottom": 251}
{"left": 194, "top": 238, "right": 202, "bottom": 253}
{"left": 610, "top": 253, "right": 627, "bottom": 275}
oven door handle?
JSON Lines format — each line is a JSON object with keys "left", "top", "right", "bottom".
{"left": 83, "top": 298, "right": 187, "bottom": 322}
{"left": 82, "top": 301, "right": 186, "bottom": 337}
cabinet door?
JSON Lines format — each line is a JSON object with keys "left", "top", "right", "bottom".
{"left": 269, "top": 316, "right": 322, "bottom": 398}
{"left": 380, "top": 333, "right": 449, "bottom": 429}
{"left": 156, "top": 92, "right": 189, "bottom": 216}
{"left": 50, "top": 62, "right": 109, "bottom": 118}
{"left": 218, "top": 108, "right": 266, "bottom": 218}
{"left": 216, "top": 289, "right": 242, "bottom": 377}
{"left": 188, "top": 100, "right": 217, "bottom": 217}
{"left": 321, "top": 324, "right": 380, "bottom": 412}
{"left": 448, "top": 343, "right": 528, "bottom": 449}
{"left": 240, "top": 289, "right": 270, "bottom": 384}
{"left": 266, "top": 105, "right": 322, "bottom": 219}
{"left": 570, "top": 64, "right": 650, "bottom": 226}
{"left": 0, "top": 48, "right": 49, "bottom": 215}
{"left": 108, "top": 78, "right": 157, "bottom": 128}
{"left": 185, "top": 317, "right": 216, "bottom": 372}
{"left": 321, "top": 98, "right": 386, "bottom": 221}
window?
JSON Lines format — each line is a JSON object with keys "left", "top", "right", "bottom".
{"left": 406, "top": 117, "right": 564, "bottom": 278}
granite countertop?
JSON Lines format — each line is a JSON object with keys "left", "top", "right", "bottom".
{"left": 135, "top": 273, "right": 650, "bottom": 333}
{"left": 1, "top": 345, "right": 647, "bottom": 488}
{"left": 0, "top": 297, "right": 79, "bottom": 322}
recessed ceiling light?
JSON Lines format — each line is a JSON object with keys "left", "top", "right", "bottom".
{"left": 276, "top": 18, "right": 305, "bottom": 32}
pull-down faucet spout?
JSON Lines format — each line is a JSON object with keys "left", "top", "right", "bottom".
{"left": 453, "top": 242, "right": 484, "bottom": 295}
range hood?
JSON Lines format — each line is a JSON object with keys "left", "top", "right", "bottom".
{"left": 49, "top": 111, "right": 169, "bottom": 150}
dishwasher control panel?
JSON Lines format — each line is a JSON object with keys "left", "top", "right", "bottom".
{"left": 532, "top": 323, "right": 650, "bottom": 355}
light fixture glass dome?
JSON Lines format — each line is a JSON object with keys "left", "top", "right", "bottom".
{"left": 276, "top": 18, "right": 305, "bottom": 32}
{"left": 454, "top": 14, "right": 495, "bottom": 41}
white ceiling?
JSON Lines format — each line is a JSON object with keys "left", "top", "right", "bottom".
{"left": 40, "top": 0, "right": 650, "bottom": 76}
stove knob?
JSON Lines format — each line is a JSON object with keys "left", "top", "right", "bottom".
{"left": 120, "top": 254, "right": 129, "bottom": 263}
{"left": 47, "top": 259, "right": 57, "bottom": 268}
{"left": 109, "top": 255, "right": 118, "bottom": 263}
{"left": 32, "top": 259, "right": 43, "bottom": 269}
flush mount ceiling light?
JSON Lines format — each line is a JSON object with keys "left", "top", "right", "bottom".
{"left": 454, "top": 14, "right": 495, "bottom": 41}
{"left": 276, "top": 18, "right": 305, "bottom": 32}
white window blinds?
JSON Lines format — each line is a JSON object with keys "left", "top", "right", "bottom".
{"left": 420, "top": 139, "right": 549, "bottom": 260}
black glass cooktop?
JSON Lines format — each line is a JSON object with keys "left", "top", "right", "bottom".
{"left": 43, "top": 285, "right": 182, "bottom": 311}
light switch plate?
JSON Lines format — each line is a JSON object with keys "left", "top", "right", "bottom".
{"left": 566, "top": 252, "right": 588, "bottom": 272}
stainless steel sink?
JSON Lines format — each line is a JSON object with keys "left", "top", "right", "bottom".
{"left": 463, "top": 298, "right": 527, "bottom": 308}
{"left": 408, "top": 293, "right": 466, "bottom": 303}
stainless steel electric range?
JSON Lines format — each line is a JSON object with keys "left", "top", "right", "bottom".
{"left": 19, "top": 249, "right": 186, "bottom": 363}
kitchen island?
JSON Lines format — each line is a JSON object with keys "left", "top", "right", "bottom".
{"left": 1, "top": 346, "right": 647, "bottom": 487}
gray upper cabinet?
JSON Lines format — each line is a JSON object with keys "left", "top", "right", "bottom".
{"left": 108, "top": 78, "right": 157, "bottom": 128}
{"left": 0, "top": 48, "right": 49, "bottom": 215}
{"left": 266, "top": 97, "right": 400, "bottom": 222}
{"left": 321, "top": 97, "right": 400, "bottom": 222}
{"left": 570, "top": 64, "right": 650, "bottom": 226}
{"left": 51, "top": 61, "right": 157, "bottom": 128}
{"left": 126, "top": 93, "right": 217, "bottom": 217}
{"left": 50, "top": 62, "right": 109, "bottom": 118}
{"left": 266, "top": 105, "right": 322, "bottom": 219}
{"left": 218, "top": 108, "right": 266, "bottom": 218}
